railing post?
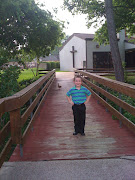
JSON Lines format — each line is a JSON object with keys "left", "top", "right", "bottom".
{"left": 106, "top": 87, "right": 108, "bottom": 112}
{"left": 96, "top": 82, "right": 99, "bottom": 104}
{"left": 119, "top": 93, "right": 122, "bottom": 127}
{"left": 10, "top": 109, "right": 22, "bottom": 144}
{"left": 10, "top": 108, "right": 23, "bottom": 156}
{"left": 30, "top": 98, "right": 34, "bottom": 131}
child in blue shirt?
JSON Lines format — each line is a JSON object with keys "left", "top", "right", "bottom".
{"left": 66, "top": 75, "right": 91, "bottom": 136}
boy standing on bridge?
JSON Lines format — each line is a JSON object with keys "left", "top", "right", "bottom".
{"left": 66, "top": 75, "right": 91, "bottom": 136}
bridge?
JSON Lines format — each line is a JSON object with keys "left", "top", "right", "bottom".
{"left": 0, "top": 70, "right": 135, "bottom": 179}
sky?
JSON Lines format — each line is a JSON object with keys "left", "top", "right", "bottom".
{"left": 35, "top": 0, "right": 97, "bottom": 36}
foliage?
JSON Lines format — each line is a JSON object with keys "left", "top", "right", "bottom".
{"left": 0, "top": 66, "right": 21, "bottom": 98}
{"left": 0, "top": 48, "right": 10, "bottom": 67}
{"left": 109, "top": 90, "right": 135, "bottom": 124}
{"left": 19, "top": 77, "right": 39, "bottom": 89}
{"left": 0, "top": 0, "right": 32, "bottom": 57}
{"left": 18, "top": 68, "right": 38, "bottom": 82}
{"left": 0, "top": 0, "right": 64, "bottom": 64}
{"left": 0, "top": 0, "right": 64, "bottom": 98}
{"left": 64, "top": 0, "right": 135, "bottom": 44}
{"left": 105, "top": 73, "right": 135, "bottom": 85}
{"left": 91, "top": 81, "right": 135, "bottom": 124}
{"left": 43, "top": 61, "right": 60, "bottom": 70}
{"left": 0, "top": 67, "right": 41, "bottom": 98}
{"left": 64, "top": 0, "right": 125, "bottom": 81}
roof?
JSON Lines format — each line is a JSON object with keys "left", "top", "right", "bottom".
{"left": 125, "top": 36, "right": 135, "bottom": 44}
{"left": 59, "top": 33, "right": 95, "bottom": 51}
{"left": 73, "top": 33, "right": 95, "bottom": 40}
{"left": 40, "top": 55, "right": 59, "bottom": 61}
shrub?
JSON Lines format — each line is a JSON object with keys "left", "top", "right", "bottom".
{"left": 45, "top": 61, "right": 60, "bottom": 70}
{"left": 47, "top": 62, "right": 51, "bottom": 70}
{"left": 0, "top": 66, "right": 21, "bottom": 98}
{"left": 55, "top": 61, "right": 60, "bottom": 68}
{"left": 19, "top": 76, "right": 39, "bottom": 89}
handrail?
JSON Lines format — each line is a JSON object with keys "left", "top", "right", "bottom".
{"left": 77, "top": 68, "right": 135, "bottom": 73}
{"left": 0, "top": 69, "right": 55, "bottom": 168}
{"left": 75, "top": 69, "right": 135, "bottom": 134}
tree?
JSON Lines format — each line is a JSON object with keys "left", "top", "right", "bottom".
{"left": 94, "top": 0, "right": 135, "bottom": 44}
{"left": 105, "top": 0, "right": 124, "bottom": 82}
{"left": 22, "top": 2, "right": 64, "bottom": 75}
{"left": 0, "top": 0, "right": 33, "bottom": 57}
{"left": 0, "top": 0, "right": 64, "bottom": 68}
{"left": 0, "top": 0, "right": 64, "bottom": 97}
{"left": 64, "top": 0, "right": 135, "bottom": 82}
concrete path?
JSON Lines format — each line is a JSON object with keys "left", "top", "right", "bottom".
{"left": 1, "top": 156, "right": 135, "bottom": 180}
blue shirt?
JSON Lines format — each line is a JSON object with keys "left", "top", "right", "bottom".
{"left": 66, "top": 85, "right": 91, "bottom": 104}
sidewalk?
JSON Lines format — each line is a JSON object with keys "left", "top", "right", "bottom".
{"left": 1, "top": 156, "right": 135, "bottom": 180}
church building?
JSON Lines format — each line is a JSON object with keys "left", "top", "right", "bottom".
{"left": 59, "top": 30, "right": 135, "bottom": 71}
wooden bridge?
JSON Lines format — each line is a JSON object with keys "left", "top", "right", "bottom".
{"left": 1, "top": 70, "right": 135, "bottom": 167}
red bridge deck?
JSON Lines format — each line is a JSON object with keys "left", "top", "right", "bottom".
{"left": 10, "top": 72, "right": 135, "bottom": 161}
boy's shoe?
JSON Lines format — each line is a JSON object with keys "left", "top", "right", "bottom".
{"left": 73, "top": 132, "right": 78, "bottom": 135}
{"left": 81, "top": 132, "right": 85, "bottom": 136}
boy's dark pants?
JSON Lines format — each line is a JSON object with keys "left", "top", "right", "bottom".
{"left": 72, "top": 103, "right": 86, "bottom": 133}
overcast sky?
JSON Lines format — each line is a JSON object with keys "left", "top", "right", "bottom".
{"left": 35, "top": 0, "right": 97, "bottom": 36}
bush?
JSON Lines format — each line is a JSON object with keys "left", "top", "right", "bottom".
{"left": 19, "top": 76, "right": 39, "bottom": 89}
{"left": 47, "top": 62, "right": 51, "bottom": 70}
{"left": 55, "top": 61, "right": 60, "bottom": 68}
{"left": 45, "top": 61, "right": 60, "bottom": 70}
{"left": 0, "top": 66, "right": 21, "bottom": 98}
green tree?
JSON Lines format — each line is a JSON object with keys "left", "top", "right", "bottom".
{"left": 0, "top": 0, "right": 64, "bottom": 76}
{"left": 0, "top": 0, "right": 64, "bottom": 97}
{"left": 0, "top": 66, "right": 21, "bottom": 98}
{"left": 64, "top": 0, "right": 135, "bottom": 82}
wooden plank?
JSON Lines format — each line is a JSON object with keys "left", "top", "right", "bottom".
{"left": 0, "top": 121, "right": 10, "bottom": 143}
{"left": 82, "top": 77, "right": 135, "bottom": 116}
{"left": 0, "top": 138, "right": 12, "bottom": 168}
{"left": 0, "top": 95, "right": 21, "bottom": 115}
{"left": 78, "top": 68, "right": 114, "bottom": 71}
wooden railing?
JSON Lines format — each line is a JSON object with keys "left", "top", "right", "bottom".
{"left": 78, "top": 67, "right": 135, "bottom": 74}
{"left": 75, "top": 69, "right": 135, "bottom": 134}
{"left": 0, "top": 69, "right": 55, "bottom": 167}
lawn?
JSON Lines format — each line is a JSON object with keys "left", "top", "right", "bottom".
{"left": 18, "top": 68, "right": 62, "bottom": 82}
{"left": 18, "top": 68, "right": 38, "bottom": 82}
{"left": 104, "top": 73, "right": 135, "bottom": 85}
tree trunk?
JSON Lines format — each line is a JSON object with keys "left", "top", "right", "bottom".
{"left": 36, "top": 57, "right": 39, "bottom": 76}
{"left": 105, "top": 0, "right": 124, "bottom": 82}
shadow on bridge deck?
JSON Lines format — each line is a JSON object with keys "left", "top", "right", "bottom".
{"left": 9, "top": 72, "right": 135, "bottom": 161}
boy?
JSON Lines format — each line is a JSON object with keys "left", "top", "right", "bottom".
{"left": 66, "top": 75, "right": 91, "bottom": 136}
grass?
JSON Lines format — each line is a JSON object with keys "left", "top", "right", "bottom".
{"left": 104, "top": 73, "right": 135, "bottom": 85}
{"left": 18, "top": 68, "right": 68, "bottom": 82}
{"left": 18, "top": 68, "right": 38, "bottom": 82}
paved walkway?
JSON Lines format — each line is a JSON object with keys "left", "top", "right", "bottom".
{"left": 1, "top": 156, "right": 135, "bottom": 180}
{"left": 9, "top": 72, "right": 135, "bottom": 161}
